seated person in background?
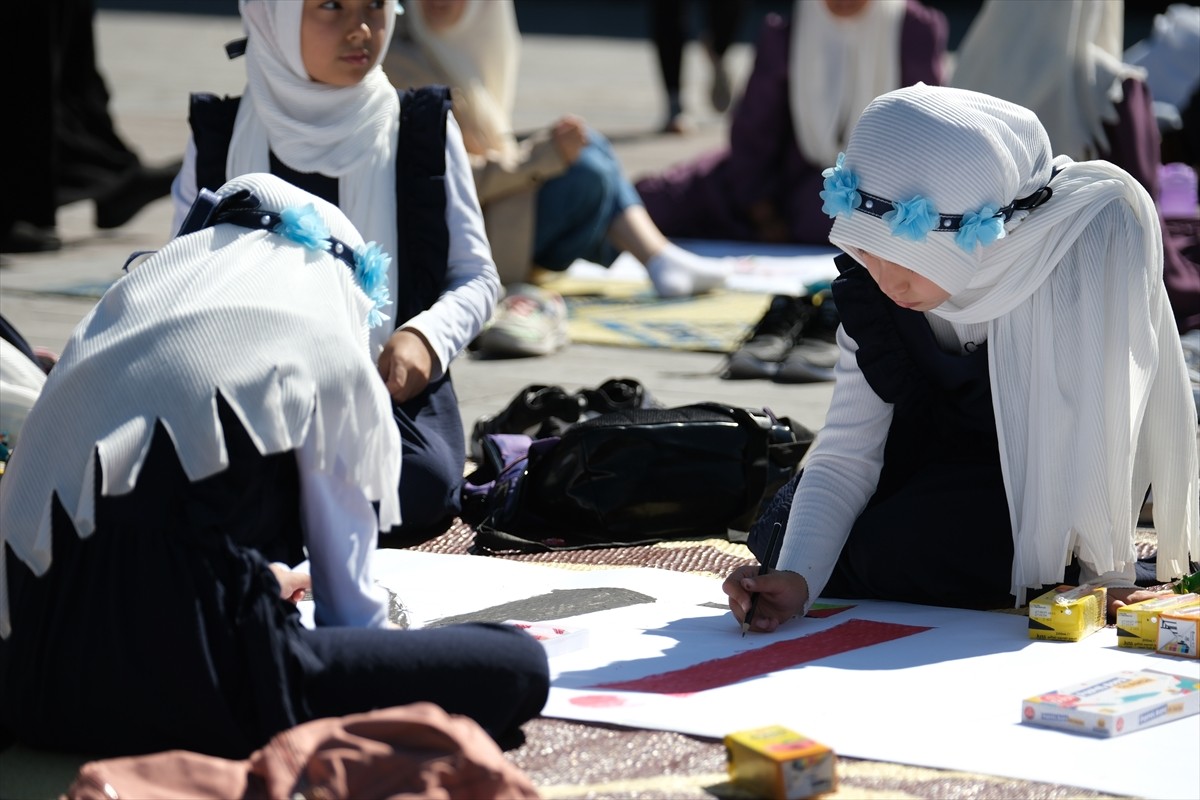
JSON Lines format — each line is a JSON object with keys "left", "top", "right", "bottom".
{"left": 384, "top": 0, "right": 735, "bottom": 299}
{"left": 173, "top": 0, "right": 496, "bottom": 538}
{"left": 0, "top": 173, "right": 549, "bottom": 758}
{"left": 635, "top": 0, "right": 946, "bottom": 247}
{"left": 951, "top": 0, "right": 1200, "bottom": 334}
{"left": 724, "top": 85, "right": 1199, "bottom": 632}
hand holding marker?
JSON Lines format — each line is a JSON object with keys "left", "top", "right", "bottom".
{"left": 742, "top": 522, "right": 782, "bottom": 637}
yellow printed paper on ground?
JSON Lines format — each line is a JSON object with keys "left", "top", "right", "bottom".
{"left": 542, "top": 276, "right": 771, "bottom": 353}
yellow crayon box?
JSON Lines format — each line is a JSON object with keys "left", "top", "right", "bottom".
{"left": 725, "top": 725, "right": 836, "bottom": 800}
{"left": 1028, "top": 584, "right": 1107, "bottom": 642}
{"left": 1116, "top": 593, "right": 1199, "bottom": 649}
{"left": 1155, "top": 601, "right": 1200, "bottom": 659}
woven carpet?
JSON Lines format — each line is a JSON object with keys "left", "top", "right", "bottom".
{"left": 414, "top": 520, "right": 1145, "bottom": 800}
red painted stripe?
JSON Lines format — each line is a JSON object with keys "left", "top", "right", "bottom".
{"left": 594, "top": 619, "right": 931, "bottom": 694}
{"left": 804, "top": 604, "right": 854, "bottom": 619}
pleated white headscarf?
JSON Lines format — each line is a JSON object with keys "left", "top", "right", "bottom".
{"left": 788, "top": 0, "right": 905, "bottom": 166}
{"left": 0, "top": 173, "right": 403, "bottom": 638}
{"left": 403, "top": 0, "right": 520, "bottom": 159}
{"left": 229, "top": 0, "right": 400, "bottom": 352}
{"left": 950, "top": 0, "right": 1143, "bottom": 160}
{"left": 827, "top": 84, "right": 1198, "bottom": 599}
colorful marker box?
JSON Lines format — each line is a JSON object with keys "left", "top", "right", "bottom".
{"left": 504, "top": 620, "right": 588, "bottom": 657}
{"left": 1116, "top": 593, "right": 1199, "bottom": 649}
{"left": 1155, "top": 601, "right": 1200, "bottom": 659}
{"left": 1021, "top": 669, "right": 1199, "bottom": 737}
{"left": 725, "top": 725, "right": 837, "bottom": 799}
{"left": 1027, "top": 584, "right": 1106, "bottom": 642}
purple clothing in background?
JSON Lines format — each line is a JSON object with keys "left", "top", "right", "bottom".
{"left": 1106, "top": 77, "right": 1200, "bottom": 333}
{"left": 635, "top": 0, "right": 947, "bottom": 246}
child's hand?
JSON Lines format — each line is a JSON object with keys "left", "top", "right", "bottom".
{"left": 378, "top": 328, "right": 434, "bottom": 403}
{"left": 723, "top": 566, "right": 809, "bottom": 633}
{"left": 1107, "top": 586, "right": 1174, "bottom": 622}
{"left": 269, "top": 564, "right": 311, "bottom": 605}
{"left": 552, "top": 115, "right": 588, "bottom": 164}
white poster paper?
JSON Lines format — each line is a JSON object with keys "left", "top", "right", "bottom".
{"left": 307, "top": 551, "right": 1200, "bottom": 799}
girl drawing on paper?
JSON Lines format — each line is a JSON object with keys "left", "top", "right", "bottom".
{"left": 724, "top": 84, "right": 1199, "bottom": 630}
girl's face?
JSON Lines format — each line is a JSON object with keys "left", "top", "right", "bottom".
{"left": 301, "top": 0, "right": 390, "bottom": 87}
{"left": 858, "top": 250, "right": 951, "bottom": 312}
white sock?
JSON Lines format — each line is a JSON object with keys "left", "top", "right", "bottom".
{"left": 646, "top": 243, "right": 731, "bottom": 298}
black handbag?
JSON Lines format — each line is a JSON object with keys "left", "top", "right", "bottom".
{"left": 461, "top": 403, "right": 814, "bottom": 552}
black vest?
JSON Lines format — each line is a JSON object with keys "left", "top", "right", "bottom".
{"left": 187, "top": 87, "right": 452, "bottom": 326}
{"left": 830, "top": 253, "right": 1001, "bottom": 499}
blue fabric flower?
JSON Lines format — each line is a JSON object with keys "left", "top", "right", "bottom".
{"left": 819, "top": 152, "right": 861, "bottom": 219}
{"left": 882, "top": 195, "right": 939, "bottom": 242}
{"left": 955, "top": 203, "right": 1006, "bottom": 252}
{"left": 274, "top": 203, "right": 330, "bottom": 251}
{"left": 354, "top": 241, "right": 392, "bottom": 328}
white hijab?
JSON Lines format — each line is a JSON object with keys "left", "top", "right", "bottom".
{"left": 789, "top": 0, "right": 906, "bottom": 167}
{"left": 404, "top": 0, "right": 520, "bottom": 159}
{"left": 0, "top": 174, "right": 403, "bottom": 639}
{"left": 950, "top": 0, "right": 1144, "bottom": 160}
{"left": 229, "top": 0, "right": 400, "bottom": 350}
{"left": 828, "top": 85, "right": 1198, "bottom": 599}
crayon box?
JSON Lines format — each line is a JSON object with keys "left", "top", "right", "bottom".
{"left": 1021, "top": 669, "right": 1200, "bottom": 738}
{"left": 1116, "top": 593, "right": 1199, "bottom": 649}
{"left": 1027, "top": 584, "right": 1106, "bottom": 642}
{"left": 725, "top": 725, "right": 836, "bottom": 800}
{"left": 1155, "top": 601, "right": 1200, "bottom": 659}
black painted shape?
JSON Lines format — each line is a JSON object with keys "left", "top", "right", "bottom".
{"left": 429, "top": 587, "right": 655, "bottom": 628}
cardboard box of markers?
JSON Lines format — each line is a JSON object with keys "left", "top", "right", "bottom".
{"left": 1115, "top": 593, "right": 1199, "bottom": 650}
{"left": 1027, "top": 584, "right": 1106, "bottom": 642}
{"left": 1022, "top": 669, "right": 1200, "bottom": 737}
{"left": 725, "top": 725, "right": 837, "bottom": 799}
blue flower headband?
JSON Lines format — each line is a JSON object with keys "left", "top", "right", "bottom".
{"left": 167, "top": 188, "right": 392, "bottom": 328}
{"left": 819, "top": 153, "right": 1053, "bottom": 253}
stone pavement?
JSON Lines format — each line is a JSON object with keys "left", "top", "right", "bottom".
{"left": 0, "top": 7, "right": 836, "bottom": 440}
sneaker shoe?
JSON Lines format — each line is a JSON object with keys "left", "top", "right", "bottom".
{"left": 723, "top": 295, "right": 813, "bottom": 379}
{"left": 470, "top": 384, "right": 585, "bottom": 459}
{"left": 474, "top": 284, "right": 569, "bottom": 358}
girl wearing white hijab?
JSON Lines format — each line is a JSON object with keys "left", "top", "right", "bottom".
{"left": 724, "top": 85, "right": 1198, "bottom": 631}
{"left": 385, "top": 0, "right": 734, "bottom": 298}
{"left": 951, "top": 0, "right": 1200, "bottom": 334}
{"left": 171, "top": 0, "right": 501, "bottom": 536}
{"left": 0, "top": 173, "right": 548, "bottom": 758}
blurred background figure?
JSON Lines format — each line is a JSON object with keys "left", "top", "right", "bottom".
{"left": 385, "top": 0, "right": 738, "bottom": 317}
{"left": 951, "top": 0, "right": 1200, "bottom": 335}
{"left": 1, "top": 0, "right": 180, "bottom": 254}
{"left": 634, "top": 0, "right": 947, "bottom": 248}
{"left": 1124, "top": 2, "right": 1200, "bottom": 156}
{"left": 649, "top": 0, "right": 747, "bottom": 134}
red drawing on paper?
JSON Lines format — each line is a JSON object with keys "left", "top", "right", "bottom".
{"left": 592, "top": 619, "right": 931, "bottom": 694}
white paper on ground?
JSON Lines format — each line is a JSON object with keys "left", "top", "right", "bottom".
{"left": 299, "top": 550, "right": 1200, "bottom": 799}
